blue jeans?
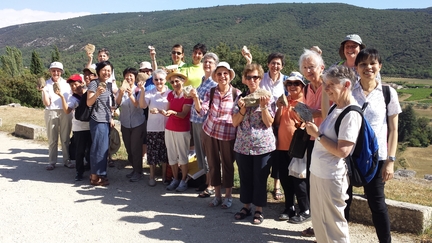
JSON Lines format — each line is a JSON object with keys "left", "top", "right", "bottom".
{"left": 89, "top": 119, "right": 109, "bottom": 176}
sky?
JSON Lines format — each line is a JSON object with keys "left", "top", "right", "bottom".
{"left": 0, "top": 0, "right": 430, "bottom": 29}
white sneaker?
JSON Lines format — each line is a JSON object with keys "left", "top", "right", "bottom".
{"left": 166, "top": 179, "right": 179, "bottom": 191}
{"left": 175, "top": 180, "right": 188, "bottom": 192}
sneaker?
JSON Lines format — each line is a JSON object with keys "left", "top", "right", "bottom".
{"left": 64, "top": 160, "right": 75, "bottom": 169}
{"left": 279, "top": 208, "right": 296, "bottom": 221}
{"left": 175, "top": 180, "right": 188, "bottom": 192}
{"left": 126, "top": 171, "right": 135, "bottom": 178}
{"left": 188, "top": 150, "right": 196, "bottom": 160}
{"left": 288, "top": 212, "right": 311, "bottom": 224}
{"left": 75, "top": 173, "right": 83, "bottom": 181}
{"left": 148, "top": 178, "right": 156, "bottom": 187}
{"left": 129, "top": 173, "right": 143, "bottom": 182}
{"left": 166, "top": 179, "right": 179, "bottom": 191}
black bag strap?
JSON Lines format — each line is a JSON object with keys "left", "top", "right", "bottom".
{"left": 209, "top": 86, "right": 239, "bottom": 108}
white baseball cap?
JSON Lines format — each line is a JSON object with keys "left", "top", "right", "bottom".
{"left": 139, "top": 61, "right": 152, "bottom": 70}
{"left": 49, "top": 62, "right": 64, "bottom": 72}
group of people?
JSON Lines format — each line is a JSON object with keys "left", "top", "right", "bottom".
{"left": 38, "top": 34, "right": 400, "bottom": 242}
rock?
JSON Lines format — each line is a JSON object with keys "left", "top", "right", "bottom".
{"left": 14, "top": 123, "right": 46, "bottom": 139}
{"left": 8, "top": 103, "right": 21, "bottom": 107}
{"left": 424, "top": 174, "right": 432, "bottom": 181}
{"left": 394, "top": 169, "right": 416, "bottom": 178}
{"left": 277, "top": 94, "right": 288, "bottom": 106}
{"left": 293, "top": 102, "right": 313, "bottom": 122}
{"left": 53, "top": 82, "right": 60, "bottom": 93}
{"left": 243, "top": 89, "right": 271, "bottom": 107}
{"left": 182, "top": 85, "right": 193, "bottom": 97}
{"left": 136, "top": 73, "right": 149, "bottom": 82}
{"left": 84, "top": 43, "right": 95, "bottom": 54}
{"left": 37, "top": 77, "right": 45, "bottom": 89}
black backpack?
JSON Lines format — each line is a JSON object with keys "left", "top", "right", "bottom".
{"left": 74, "top": 91, "right": 93, "bottom": 121}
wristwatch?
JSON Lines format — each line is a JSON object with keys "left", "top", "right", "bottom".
{"left": 316, "top": 134, "right": 324, "bottom": 142}
{"left": 388, "top": 156, "right": 396, "bottom": 162}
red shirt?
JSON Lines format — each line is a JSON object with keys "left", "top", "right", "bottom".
{"left": 165, "top": 91, "right": 193, "bottom": 132}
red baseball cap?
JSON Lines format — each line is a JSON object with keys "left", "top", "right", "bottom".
{"left": 67, "top": 74, "right": 83, "bottom": 83}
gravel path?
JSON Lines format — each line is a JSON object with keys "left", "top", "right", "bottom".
{"left": 0, "top": 132, "right": 415, "bottom": 242}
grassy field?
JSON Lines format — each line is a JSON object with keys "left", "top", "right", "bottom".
{"left": 384, "top": 77, "right": 432, "bottom": 85}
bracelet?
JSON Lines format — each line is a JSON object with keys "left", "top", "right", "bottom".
{"left": 239, "top": 111, "right": 245, "bottom": 116}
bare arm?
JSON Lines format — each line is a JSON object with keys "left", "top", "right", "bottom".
{"left": 150, "top": 48, "right": 157, "bottom": 70}
{"left": 260, "top": 96, "right": 274, "bottom": 128}
{"left": 232, "top": 98, "right": 246, "bottom": 127}
{"left": 382, "top": 114, "right": 398, "bottom": 182}
{"left": 86, "top": 52, "right": 93, "bottom": 68}
{"left": 58, "top": 93, "right": 73, "bottom": 114}
{"left": 165, "top": 104, "right": 191, "bottom": 119}
{"left": 321, "top": 91, "right": 330, "bottom": 119}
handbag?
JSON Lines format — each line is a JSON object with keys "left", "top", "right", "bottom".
{"left": 288, "top": 151, "right": 307, "bottom": 179}
{"left": 288, "top": 127, "right": 310, "bottom": 158}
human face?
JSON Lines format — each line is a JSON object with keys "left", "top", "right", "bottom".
{"left": 268, "top": 58, "right": 283, "bottom": 77}
{"left": 98, "top": 65, "right": 112, "bottom": 82}
{"left": 50, "top": 68, "right": 62, "bottom": 82}
{"left": 152, "top": 74, "right": 166, "bottom": 91}
{"left": 192, "top": 49, "right": 204, "bottom": 65}
{"left": 139, "top": 68, "right": 152, "bottom": 75}
{"left": 69, "top": 81, "right": 83, "bottom": 94}
{"left": 97, "top": 51, "right": 109, "bottom": 62}
{"left": 323, "top": 78, "right": 345, "bottom": 103}
{"left": 171, "top": 47, "right": 184, "bottom": 64}
{"left": 169, "top": 76, "right": 184, "bottom": 92}
{"left": 124, "top": 72, "right": 135, "bottom": 85}
{"left": 215, "top": 67, "right": 231, "bottom": 87}
{"left": 356, "top": 57, "right": 382, "bottom": 81}
{"left": 344, "top": 41, "right": 361, "bottom": 61}
{"left": 83, "top": 71, "right": 96, "bottom": 86}
{"left": 301, "top": 58, "right": 323, "bottom": 83}
{"left": 202, "top": 58, "right": 216, "bottom": 75}
{"left": 285, "top": 81, "right": 303, "bottom": 97}
{"left": 244, "top": 70, "right": 261, "bottom": 92}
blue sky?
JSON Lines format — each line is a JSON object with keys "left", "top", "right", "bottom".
{"left": 0, "top": 0, "right": 430, "bottom": 28}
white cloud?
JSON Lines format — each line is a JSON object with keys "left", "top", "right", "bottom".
{"left": 0, "top": 9, "right": 92, "bottom": 29}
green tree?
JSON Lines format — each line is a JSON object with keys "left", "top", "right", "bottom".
{"left": 30, "top": 50, "right": 44, "bottom": 75}
{"left": 51, "top": 45, "right": 60, "bottom": 63}
{"left": 398, "top": 104, "right": 417, "bottom": 142}
{"left": 0, "top": 46, "right": 24, "bottom": 78}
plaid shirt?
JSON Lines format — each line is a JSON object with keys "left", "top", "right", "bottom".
{"left": 201, "top": 85, "right": 241, "bottom": 141}
{"left": 190, "top": 77, "right": 217, "bottom": 124}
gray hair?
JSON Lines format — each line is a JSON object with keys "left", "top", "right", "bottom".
{"left": 152, "top": 69, "right": 167, "bottom": 78}
{"left": 323, "top": 65, "right": 356, "bottom": 90}
{"left": 298, "top": 49, "right": 325, "bottom": 76}
{"left": 202, "top": 52, "right": 219, "bottom": 65}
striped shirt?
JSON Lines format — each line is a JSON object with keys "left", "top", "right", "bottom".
{"left": 190, "top": 76, "right": 217, "bottom": 124}
{"left": 88, "top": 80, "right": 113, "bottom": 123}
{"left": 201, "top": 85, "right": 241, "bottom": 141}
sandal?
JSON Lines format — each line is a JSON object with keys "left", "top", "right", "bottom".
{"left": 221, "top": 197, "right": 233, "bottom": 209}
{"left": 252, "top": 211, "right": 264, "bottom": 225}
{"left": 64, "top": 161, "right": 75, "bottom": 169}
{"left": 90, "top": 175, "right": 109, "bottom": 187}
{"left": 208, "top": 197, "right": 222, "bottom": 207}
{"left": 234, "top": 207, "right": 251, "bottom": 220}
{"left": 273, "top": 188, "right": 284, "bottom": 200}
{"left": 302, "top": 227, "right": 315, "bottom": 237}
{"left": 46, "top": 164, "right": 55, "bottom": 170}
{"left": 195, "top": 183, "right": 208, "bottom": 192}
{"left": 198, "top": 188, "right": 215, "bottom": 198}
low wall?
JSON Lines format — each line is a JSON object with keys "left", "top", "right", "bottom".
{"left": 14, "top": 123, "right": 46, "bottom": 139}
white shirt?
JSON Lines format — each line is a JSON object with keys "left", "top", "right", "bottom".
{"left": 145, "top": 87, "right": 169, "bottom": 132}
{"left": 310, "top": 105, "right": 362, "bottom": 180}
{"left": 259, "top": 72, "right": 285, "bottom": 100}
{"left": 43, "top": 77, "right": 71, "bottom": 110}
{"left": 68, "top": 94, "right": 90, "bottom": 132}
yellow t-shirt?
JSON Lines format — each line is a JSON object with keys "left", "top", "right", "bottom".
{"left": 180, "top": 63, "right": 204, "bottom": 88}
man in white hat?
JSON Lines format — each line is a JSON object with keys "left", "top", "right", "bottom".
{"left": 38, "top": 62, "right": 73, "bottom": 170}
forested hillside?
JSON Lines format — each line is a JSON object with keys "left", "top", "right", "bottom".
{"left": 0, "top": 3, "right": 431, "bottom": 78}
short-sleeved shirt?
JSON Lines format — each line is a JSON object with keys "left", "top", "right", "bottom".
{"left": 277, "top": 96, "right": 304, "bottom": 151}
{"left": 145, "top": 86, "right": 169, "bottom": 132}
{"left": 118, "top": 85, "right": 146, "bottom": 129}
{"left": 259, "top": 72, "right": 286, "bottom": 101}
{"left": 88, "top": 80, "right": 113, "bottom": 123}
{"left": 352, "top": 81, "right": 402, "bottom": 160}
{"left": 180, "top": 63, "right": 205, "bottom": 88}
{"left": 304, "top": 83, "right": 324, "bottom": 136}
{"left": 201, "top": 85, "right": 242, "bottom": 141}
{"left": 68, "top": 94, "right": 90, "bottom": 132}
{"left": 165, "top": 91, "right": 193, "bottom": 132}
{"left": 144, "top": 76, "right": 155, "bottom": 92}
{"left": 310, "top": 105, "right": 362, "bottom": 180}
{"left": 43, "top": 78, "right": 71, "bottom": 110}
{"left": 233, "top": 96, "right": 276, "bottom": 155}
{"left": 190, "top": 76, "right": 217, "bottom": 124}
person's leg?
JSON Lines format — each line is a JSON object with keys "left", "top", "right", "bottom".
{"left": 164, "top": 130, "right": 179, "bottom": 190}
{"left": 270, "top": 150, "right": 282, "bottom": 200}
{"left": 45, "top": 110, "right": 59, "bottom": 166}
{"left": 58, "top": 110, "right": 72, "bottom": 164}
{"left": 129, "top": 123, "right": 145, "bottom": 181}
{"left": 364, "top": 161, "right": 391, "bottom": 243}
{"left": 344, "top": 184, "right": 353, "bottom": 221}
{"left": 294, "top": 177, "right": 309, "bottom": 214}
{"left": 74, "top": 131, "right": 86, "bottom": 179}
{"left": 202, "top": 133, "right": 221, "bottom": 197}
{"left": 219, "top": 139, "right": 235, "bottom": 199}
{"left": 235, "top": 152, "right": 253, "bottom": 205}
{"left": 120, "top": 125, "right": 133, "bottom": 166}
{"left": 89, "top": 120, "right": 109, "bottom": 177}
{"left": 251, "top": 152, "right": 271, "bottom": 207}
{"left": 306, "top": 141, "right": 315, "bottom": 200}
{"left": 279, "top": 151, "right": 292, "bottom": 210}
{"left": 175, "top": 131, "right": 190, "bottom": 184}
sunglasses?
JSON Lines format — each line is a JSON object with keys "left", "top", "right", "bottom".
{"left": 216, "top": 71, "right": 229, "bottom": 76}
{"left": 245, "top": 75, "right": 260, "bottom": 81}
{"left": 154, "top": 78, "right": 164, "bottom": 82}
{"left": 171, "top": 51, "right": 182, "bottom": 55}
{"left": 170, "top": 79, "right": 182, "bottom": 85}
{"left": 286, "top": 81, "right": 302, "bottom": 87}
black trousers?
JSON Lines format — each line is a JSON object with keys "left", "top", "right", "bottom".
{"left": 74, "top": 130, "right": 91, "bottom": 175}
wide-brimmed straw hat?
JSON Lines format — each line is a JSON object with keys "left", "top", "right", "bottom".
{"left": 166, "top": 70, "right": 188, "bottom": 82}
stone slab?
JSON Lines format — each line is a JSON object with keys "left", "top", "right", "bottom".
{"left": 14, "top": 123, "right": 46, "bottom": 140}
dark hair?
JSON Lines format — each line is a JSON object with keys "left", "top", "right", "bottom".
{"left": 267, "top": 52, "right": 285, "bottom": 67}
{"left": 98, "top": 48, "right": 110, "bottom": 56}
{"left": 123, "top": 67, "right": 138, "bottom": 78}
{"left": 95, "top": 61, "right": 113, "bottom": 77}
{"left": 193, "top": 43, "right": 207, "bottom": 55}
{"left": 242, "top": 63, "right": 264, "bottom": 79}
{"left": 355, "top": 48, "right": 382, "bottom": 66}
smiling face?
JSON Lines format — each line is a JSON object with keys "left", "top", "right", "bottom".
{"left": 214, "top": 67, "right": 231, "bottom": 87}
{"left": 69, "top": 81, "right": 83, "bottom": 94}
{"left": 202, "top": 57, "right": 216, "bottom": 75}
{"left": 171, "top": 47, "right": 184, "bottom": 65}
{"left": 50, "top": 68, "right": 62, "bottom": 82}
{"left": 169, "top": 75, "right": 184, "bottom": 92}
{"left": 268, "top": 58, "right": 283, "bottom": 77}
{"left": 285, "top": 80, "right": 304, "bottom": 97}
{"left": 98, "top": 65, "right": 112, "bottom": 82}
{"left": 83, "top": 70, "right": 96, "bottom": 86}
{"left": 301, "top": 57, "right": 323, "bottom": 83}
{"left": 323, "top": 78, "right": 347, "bottom": 103}
{"left": 344, "top": 41, "right": 361, "bottom": 62}
{"left": 97, "top": 51, "right": 109, "bottom": 62}
{"left": 124, "top": 72, "right": 135, "bottom": 86}
{"left": 152, "top": 73, "right": 167, "bottom": 91}
{"left": 192, "top": 49, "right": 204, "bottom": 65}
{"left": 244, "top": 70, "right": 261, "bottom": 92}
{"left": 356, "top": 56, "right": 382, "bottom": 81}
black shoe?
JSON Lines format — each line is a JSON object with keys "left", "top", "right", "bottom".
{"left": 288, "top": 212, "right": 311, "bottom": 224}
{"left": 279, "top": 208, "right": 296, "bottom": 221}
{"left": 75, "top": 174, "right": 84, "bottom": 181}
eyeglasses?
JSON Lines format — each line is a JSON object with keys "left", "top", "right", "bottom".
{"left": 245, "top": 75, "right": 260, "bottom": 81}
{"left": 216, "top": 72, "right": 229, "bottom": 76}
{"left": 286, "top": 81, "right": 302, "bottom": 87}
{"left": 170, "top": 79, "right": 182, "bottom": 85}
{"left": 171, "top": 51, "right": 182, "bottom": 55}
{"left": 154, "top": 78, "right": 164, "bottom": 82}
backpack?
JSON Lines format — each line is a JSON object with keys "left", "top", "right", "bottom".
{"left": 74, "top": 91, "right": 93, "bottom": 121}
{"left": 209, "top": 86, "right": 240, "bottom": 108}
{"left": 330, "top": 103, "right": 379, "bottom": 187}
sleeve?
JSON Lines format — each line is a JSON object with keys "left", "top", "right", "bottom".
{"left": 88, "top": 81, "right": 97, "bottom": 93}
{"left": 68, "top": 97, "right": 79, "bottom": 109}
{"left": 184, "top": 97, "right": 193, "bottom": 105}
{"left": 387, "top": 87, "right": 402, "bottom": 116}
{"left": 144, "top": 91, "right": 151, "bottom": 105}
{"left": 200, "top": 90, "right": 211, "bottom": 115}
{"left": 339, "top": 111, "right": 362, "bottom": 143}
{"left": 232, "top": 96, "right": 240, "bottom": 115}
